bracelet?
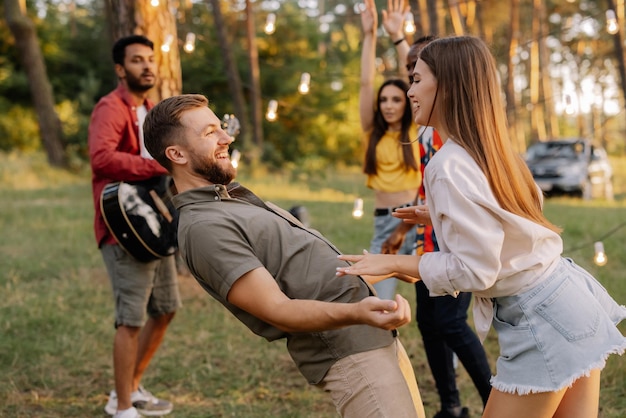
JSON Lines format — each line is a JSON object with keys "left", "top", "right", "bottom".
{"left": 393, "top": 38, "right": 405, "bottom": 46}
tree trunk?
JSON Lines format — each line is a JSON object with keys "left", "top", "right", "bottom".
{"left": 447, "top": 0, "right": 466, "bottom": 35}
{"left": 426, "top": 0, "right": 439, "bottom": 36}
{"left": 246, "top": 0, "right": 263, "bottom": 148}
{"left": 537, "top": 0, "right": 558, "bottom": 139}
{"left": 607, "top": 0, "right": 626, "bottom": 117}
{"left": 105, "top": 0, "right": 182, "bottom": 101}
{"left": 505, "top": 0, "right": 524, "bottom": 153}
{"left": 208, "top": 0, "right": 250, "bottom": 146}
{"left": 5, "top": 0, "right": 67, "bottom": 167}
{"left": 529, "top": 0, "right": 546, "bottom": 142}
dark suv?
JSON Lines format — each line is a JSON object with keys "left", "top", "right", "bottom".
{"left": 525, "top": 138, "right": 613, "bottom": 199}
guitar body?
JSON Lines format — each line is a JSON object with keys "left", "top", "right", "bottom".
{"left": 101, "top": 176, "right": 178, "bottom": 262}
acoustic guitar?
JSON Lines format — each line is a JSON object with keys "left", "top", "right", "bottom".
{"left": 101, "top": 175, "right": 178, "bottom": 262}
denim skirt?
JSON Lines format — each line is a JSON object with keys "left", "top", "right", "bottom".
{"left": 491, "top": 257, "right": 626, "bottom": 395}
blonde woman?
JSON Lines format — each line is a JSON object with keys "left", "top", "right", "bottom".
{"left": 338, "top": 36, "right": 626, "bottom": 418}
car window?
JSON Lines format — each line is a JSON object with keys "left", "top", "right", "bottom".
{"left": 526, "top": 142, "right": 583, "bottom": 160}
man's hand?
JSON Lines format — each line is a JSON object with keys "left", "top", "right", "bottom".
{"left": 357, "top": 294, "right": 412, "bottom": 330}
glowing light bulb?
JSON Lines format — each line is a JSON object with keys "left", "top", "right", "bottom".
{"left": 230, "top": 149, "right": 241, "bottom": 169}
{"left": 564, "top": 94, "right": 575, "bottom": 115}
{"left": 184, "top": 33, "right": 196, "bottom": 53}
{"left": 593, "top": 241, "right": 608, "bottom": 266}
{"left": 266, "top": 100, "right": 278, "bottom": 122}
{"left": 161, "top": 34, "right": 174, "bottom": 53}
{"left": 352, "top": 198, "right": 364, "bottom": 219}
{"left": 298, "top": 72, "right": 311, "bottom": 94}
{"left": 264, "top": 13, "right": 276, "bottom": 35}
{"left": 330, "top": 80, "right": 343, "bottom": 91}
{"left": 606, "top": 10, "right": 619, "bottom": 35}
{"left": 150, "top": 0, "right": 159, "bottom": 6}
{"left": 404, "top": 12, "right": 416, "bottom": 35}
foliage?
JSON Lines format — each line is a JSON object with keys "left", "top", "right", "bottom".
{"left": 2, "top": 0, "right": 626, "bottom": 166}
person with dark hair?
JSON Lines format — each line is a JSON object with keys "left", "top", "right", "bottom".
{"left": 143, "top": 93, "right": 427, "bottom": 418}
{"left": 381, "top": 37, "right": 492, "bottom": 418}
{"left": 88, "top": 34, "right": 179, "bottom": 418}
{"left": 359, "top": 0, "right": 421, "bottom": 300}
{"left": 338, "top": 35, "right": 626, "bottom": 418}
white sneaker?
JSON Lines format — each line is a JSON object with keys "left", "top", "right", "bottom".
{"left": 104, "top": 390, "right": 118, "bottom": 416}
{"left": 105, "top": 386, "right": 173, "bottom": 416}
{"left": 114, "top": 407, "right": 142, "bottom": 418}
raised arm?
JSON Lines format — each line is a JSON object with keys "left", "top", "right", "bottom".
{"left": 227, "top": 266, "right": 412, "bottom": 333}
{"left": 359, "top": 0, "right": 378, "bottom": 132}
{"left": 382, "top": 0, "right": 410, "bottom": 79}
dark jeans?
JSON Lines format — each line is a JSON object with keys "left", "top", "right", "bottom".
{"left": 415, "top": 281, "right": 492, "bottom": 410}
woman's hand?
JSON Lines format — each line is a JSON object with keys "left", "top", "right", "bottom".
{"left": 337, "top": 250, "right": 421, "bottom": 282}
{"left": 382, "top": 0, "right": 409, "bottom": 41}
{"left": 392, "top": 205, "right": 431, "bottom": 225}
{"left": 360, "top": 0, "right": 378, "bottom": 36}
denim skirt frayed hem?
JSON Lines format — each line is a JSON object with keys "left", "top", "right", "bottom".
{"left": 490, "top": 257, "right": 626, "bottom": 395}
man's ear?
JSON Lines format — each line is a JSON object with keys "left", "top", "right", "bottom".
{"left": 165, "top": 145, "right": 186, "bottom": 166}
{"left": 114, "top": 63, "right": 125, "bottom": 79}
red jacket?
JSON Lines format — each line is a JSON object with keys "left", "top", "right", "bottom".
{"left": 88, "top": 84, "right": 167, "bottom": 247}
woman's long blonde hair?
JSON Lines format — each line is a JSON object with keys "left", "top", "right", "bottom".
{"left": 419, "top": 36, "right": 561, "bottom": 233}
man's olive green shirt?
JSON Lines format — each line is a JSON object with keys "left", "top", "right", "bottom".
{"left": 173, "top": 183, "right": 395, "bottom": 384}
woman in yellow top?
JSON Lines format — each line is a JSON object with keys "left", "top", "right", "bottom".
{"left": 360, "top": 0, "right": 421, "bottom": 300}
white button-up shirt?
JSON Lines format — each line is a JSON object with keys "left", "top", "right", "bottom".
{"left": 419, "top": 139, "right": 563, "bottom": 341}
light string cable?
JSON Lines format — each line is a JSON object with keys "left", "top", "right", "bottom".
{"left": 563, "top": 220, "right": 626, "bottom": 253}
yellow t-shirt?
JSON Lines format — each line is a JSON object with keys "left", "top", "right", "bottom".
{"left": 365, "top": 126, "right": 421, "bottom": 192}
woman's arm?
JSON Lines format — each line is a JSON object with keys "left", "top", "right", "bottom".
{"left": 382, "top": 0, "right": 410, "bottom": 79}
{"left": 359, "top": 0, "right": 378, "bottom": 132}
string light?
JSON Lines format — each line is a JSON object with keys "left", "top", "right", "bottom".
{"left": 593, "top": 241, "right": 608, "bottom": 266}
{"left": 230, "top": 149, "right": 241, "bottom": 169}
{"left": 150, "top": 0, "right": 159, "bottom": 6}
{"left": 298, "top": 72, "right": 311, "bottom": 94}
{"left": 403, "top": 12, "right": 416, "bottom": 35}
{"left": 606, "top": 10, "right": 619, "bottom": 35}
{"left": 266, "top": 100, "right": 278, "bottom": 122}
{"left": 352, "top": 198, "right": 364, "bottom": 219}
{"left": 564, "top": 222, "right": 625, "bottom": 267}
{"left": 161, "top": 34, "right": 174, "bottom": 53}
{"left": 183, "top": 33, "right": 196, "bottom": 53}
{"left": 264, "top": 13, "right": 276, "bottom": 35}
{"left": 564, "top": 94, "right": 575, "bottom": 115}
{"left": 330, "top": 80, "right": 343, "bottom": 91}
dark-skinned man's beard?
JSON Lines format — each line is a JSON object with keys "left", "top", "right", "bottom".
{"left": 191, "top": 154, "right": 236, "bottom": 186}
{"left": 125, "top": 71, "right": 155, "bottom": 93}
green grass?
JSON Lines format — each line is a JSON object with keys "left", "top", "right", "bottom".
{"left": 1, "top": 153, "right": 625, "bottom": 417}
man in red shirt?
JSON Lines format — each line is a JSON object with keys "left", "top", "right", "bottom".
{"left": 88, "top": 35, "right": 180, "bottom": 418}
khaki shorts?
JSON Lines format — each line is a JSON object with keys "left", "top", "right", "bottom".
{"left": 101, "top": 244, "right": 181, "bottom": 328}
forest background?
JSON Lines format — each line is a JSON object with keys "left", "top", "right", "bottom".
{"left": 1, "top": 0, "right": 626, "bottom": 417}
{"left": 2, "top": 0, "right": 626, "bottom": 171}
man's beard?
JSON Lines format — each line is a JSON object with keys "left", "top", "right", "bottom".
{"left": 126, "top": 72, "right": 154, "bottom": 92}
{"left": 191, "top": 154, "right": 236, "bottom": 186}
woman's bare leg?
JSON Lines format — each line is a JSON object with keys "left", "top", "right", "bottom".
{"left": 483, "top": 370, "right": 601, "bottom": 418}
{"left": 483, "top": 387, "right": 564, "bottom": 418}
{"left": 553, "top": 369, "right": 600, "bottom": 418}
